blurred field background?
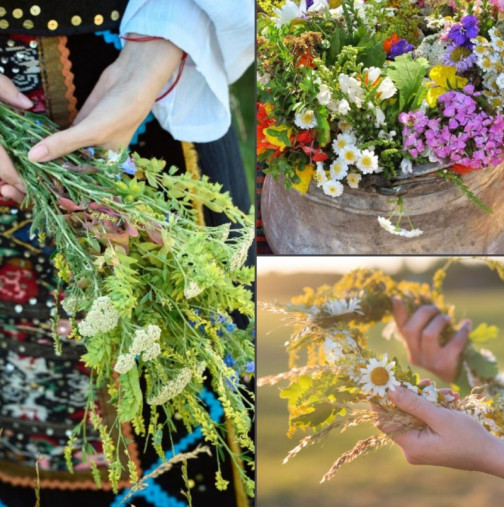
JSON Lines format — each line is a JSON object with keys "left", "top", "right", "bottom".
{"left": 231, "top": 65, "right": 255, "bottom": 201}
{"left": 258, "top": 257, "right": 504, "bottom": 507}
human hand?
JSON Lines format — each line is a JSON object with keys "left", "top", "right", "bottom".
{"left": 391, "top": 298, "right": 470, "bottom": 382}
{"left": 382, "top": 386, "right": 504, "bottom": 478}
{"left": 0, "top": 75, "right": 34, "bottom": 202}
{"left": 27, "top": 35, "right": 183, "bottom": 162}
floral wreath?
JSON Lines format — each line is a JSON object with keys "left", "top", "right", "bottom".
{"left": 259, "top": 258, "right": 504, "bottom": 481}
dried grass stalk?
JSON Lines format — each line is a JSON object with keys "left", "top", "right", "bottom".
{"left": 320, "top": 433, "right": 391, "bottom": 483}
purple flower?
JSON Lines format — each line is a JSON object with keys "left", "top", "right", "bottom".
{"left": 387, "top": 38, "right": 415, "bottom": 60}
{"left": 442, "top": 44, "right": 477, "bottom": 72}
{"left": 448, "top": 15, "right": 479, "bottom": 48}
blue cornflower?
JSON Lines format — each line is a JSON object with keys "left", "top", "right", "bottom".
{"left": 121, "top": 158, "right": 137, "bottom": 175}
{"left": 224, "top": 353, "right": 235, "bottom": 367}
{"left": 245, "top": 361, "right": 255, "bottom": 374}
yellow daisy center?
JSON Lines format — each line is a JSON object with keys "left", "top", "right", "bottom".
{"left": 344, "top": 150, "right": 356, "bottom": 162}
{"left": 451, "top": 46, "right": 471, "bottom": 63}
{"left": 370, "top": 366, "right": 390, "bottom": 386}
{"left": 302, "top": 111, "right": 315, "bottom": 124}
{"left": 361, "top": 156, "right": 372, "bottom": 167}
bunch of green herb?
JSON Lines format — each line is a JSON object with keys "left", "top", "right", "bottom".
{"left": 0, "top": 103, "right": 255, "bottom": 496}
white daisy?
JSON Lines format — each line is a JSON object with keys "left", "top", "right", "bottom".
{"left": 496, "top": 73, "right": 504, "bottom": 89}
{"left": 359, "top": 354, "right": 400, "bottom": 397}
{"left": 294, "top": 109, "right": 318, "bottom": 129}
{"left": 402, "top": 381, "right": 420, "bottom": 394}
{"left": 421, "top": 384, "right": 438, "bottom": 403}
{"left": 377, "top": 217, "right": 423, "bottom": 238}
{"left": 323, "top": 297, "right": 362, "bottom": 316}
{"left": 315, "top": 162, "right": 328, "bottom": 187}
{"left": 346, "top": 172, "right": 362, "bottom": 189}
{"left": 332, "top": 133, "right": 357, "bottom": 155}
{"left": 356, "top": 149, "right": 380, "bottom": 174}
{"left": 329, "top": 159, "right": 348, "bottom": 180}
{"left": 323, "top": 337, "right": 344, "bottom": 363}
{"left": 340, "top": 145, "right": 360, "bottom": 166}
{"left": 273, "top": 1, "right": 302, "bottom": 26}
{"left": 322, "top": 179, "right": 344, "bottom": 197}
{"left": 338, "top": 120, "right": 353, "bottom": 133}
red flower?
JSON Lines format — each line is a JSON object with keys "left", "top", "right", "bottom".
{"left": 451, "top": 164, "right": 477, "bottom": 174}
{"left": 297, "top": 131, "right": 314, "bottom": 144}
{"left": 297, "top": 50, "right": 316, "bottom": 69}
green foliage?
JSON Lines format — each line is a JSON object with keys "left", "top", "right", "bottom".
{"left": 386, "top": 53, "right": 429, "bottom": 112}
{"left": 470, "top": 323, "right": 499, "bottom": 343}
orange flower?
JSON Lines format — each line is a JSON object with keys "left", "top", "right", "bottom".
{"left": 383, "top": 34, "right": 400, "bottom": 54}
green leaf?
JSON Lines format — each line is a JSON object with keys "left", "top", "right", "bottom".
{"left": 291, "top": 402, "right": 334, "bottom": 427}
{"left": 386, "top": 53, "right": 429, "bottom": 111}
{"left": 280, "top": 375, "right": 313, "bottom": 407}
{"left": 317, "top": 114, "right": 331, "bottom": 147}
{"left": 469, "top": 323, "right": 499, "bottom": 343}
{"left": 118, "top": 365, "right": 143, "bottom": 422}
{"left": 463, "top": 344, "right": 499, "bottom": 380}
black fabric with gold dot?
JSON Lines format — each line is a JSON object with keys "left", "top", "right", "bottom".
{"left": 0, "top": 1, "right": 127, "bottom": 35}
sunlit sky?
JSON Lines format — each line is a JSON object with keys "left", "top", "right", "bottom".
{"left": 257, "top": 256, "right": 504, "bottom": 275}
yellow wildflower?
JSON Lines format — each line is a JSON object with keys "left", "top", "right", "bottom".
{"left": 264, "top": 125, "right": 293, "bottom": 152}
{"left": 425, "top": 65, "right": 468, "bottom": 108}
{"left": 292, "top": 164, "right": 314, "bottom": 195}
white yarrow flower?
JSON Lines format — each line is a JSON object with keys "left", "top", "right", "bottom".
{"left": 147, "top": 368, "right": 193, "bottom": 405}
{"left": 114, "top": 353, "right": 136, "bottom": 374}
{"left": 78, "top": 296, "right": 120, "bottom": 337}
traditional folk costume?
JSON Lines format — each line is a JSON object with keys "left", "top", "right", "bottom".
{"left": 0, "top": 1, "right": 254, "bottom": 505}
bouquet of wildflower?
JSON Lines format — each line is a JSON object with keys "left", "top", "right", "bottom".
{"left": 257, "top": 0, "right": 504, "bottom": 236}
{"left": 0, "top": 103, "right": 255, "bottom": 496}
{"left": 259, "top": 258, "right": 504, "bottom": 481}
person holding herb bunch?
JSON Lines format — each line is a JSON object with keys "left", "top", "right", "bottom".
{"left": 382, "top": 298, "right": 504, "bottom": 479}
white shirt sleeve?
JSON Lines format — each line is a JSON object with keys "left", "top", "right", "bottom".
{"left": 120, "top": 0, "right": 254, "bottom": 143}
